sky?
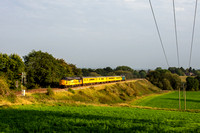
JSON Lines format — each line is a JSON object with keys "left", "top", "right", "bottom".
{"left": 0, "top": 0, "right": 200, "bottom": 69}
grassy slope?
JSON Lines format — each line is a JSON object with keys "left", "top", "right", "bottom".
{"left": 133, "top": 91, "right": 200, "bottom": 110}
{"left": 0, "top": 79, "right": 161, "bottom": 106}
{"left": 0, "top": 105, "right": 200, "bottom": 132}
{"left": 51, "top": 80, "right": 161, "bottom": 105}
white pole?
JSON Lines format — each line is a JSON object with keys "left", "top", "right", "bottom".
{"left": 22, "top": 89, "right": 26, "bottom": 96}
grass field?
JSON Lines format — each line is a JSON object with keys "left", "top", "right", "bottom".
{"left": 0, "top": 105, "right": 200, "bottom": 132}
{"left": 1, "top": 81, "right": 200, "bottom": 132}
{"left": 133, "top": 91, "right": 200, "bottom": 110}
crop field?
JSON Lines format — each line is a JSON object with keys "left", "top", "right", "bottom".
{"left": 133, "top": 91, "right": 200, "bottom": 110}
{"left": 0, "top": 105, "right": 200, "bottom": 132}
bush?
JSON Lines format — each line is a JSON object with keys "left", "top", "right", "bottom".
{"left": 46, "top": 87, "right": 55, "bottom": 96}
{"left": 7, "top": 92, "right": 17, "bottom": 103}
{"left": 0, "top": 77, "right": 10, "bottom": 96}
{"left": 186, "top": 77, "right": 199, "bottom": 91}
{"left": 99, "top": 96, "right": 112, "bottom": 104}
{"left": 34, "top": 84, "right": 40, "bottom": 89}
{"left": 146, "top": 70, "right": 181, "bottom": 90}
{"left": 68, "top": 88, "right": 75, "bottom": 94}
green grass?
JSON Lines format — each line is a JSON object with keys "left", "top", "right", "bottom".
{"left": 52, "top": 80, "right": 161, "bottom": 105}
{"left": 0, "top": 105, "right": 200, "bottom": 132}
{"left": 1, "top": 81, "right": 200, "bottom": 132}
{"left": 133, "top": 91, "right": 200, "bottom": 110}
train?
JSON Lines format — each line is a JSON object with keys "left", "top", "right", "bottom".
{"left": 59, "top": 76, "right": 126, "bottom": 88}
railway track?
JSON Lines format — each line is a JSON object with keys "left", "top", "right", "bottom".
{"left": 16, "top": 79, "right": 144, "bottom": 96}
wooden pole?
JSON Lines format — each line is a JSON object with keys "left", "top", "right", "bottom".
{"left": 179, "top": 87, "right": 181, "bottom": 110}
{"left": 184, "top": 83, "right": 186, "bottom": 111}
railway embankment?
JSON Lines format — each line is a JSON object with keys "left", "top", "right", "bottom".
{"left": 1, "top": 79, "right": 163, "bottom": 106}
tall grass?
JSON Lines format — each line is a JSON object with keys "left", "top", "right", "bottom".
{"left": 46, "top": 87, "right": 55, "bottom": 97}
{"left": 68, "top": 80, "right": 161, "bottom": 104}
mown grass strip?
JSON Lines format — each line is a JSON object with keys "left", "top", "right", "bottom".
{"left": 131, "top": 91, "right": 173, "bottom": 105}
{"left": 134, "top": 91, "right": 200, "bottom": 111}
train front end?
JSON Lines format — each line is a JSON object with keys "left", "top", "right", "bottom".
{"left": 59, "top": 78, "right": 69, "bottom": 88}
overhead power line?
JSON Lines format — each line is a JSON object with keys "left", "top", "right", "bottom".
{"left": 172, "top": 0, "right": 180, "bottom": 67}
{"left": 189, "top": 0, "right": 198, "bottom": 68}
{"left": 148, "top": 0, "right": 170, "bottom": 67}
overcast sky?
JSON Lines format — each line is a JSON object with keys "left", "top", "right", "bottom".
{"left": 0, "top": 0, "right": 200, "bottom": 69}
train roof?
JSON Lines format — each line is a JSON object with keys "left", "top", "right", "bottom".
{"left": 62, "top": 77, "right": 82, "bottom": 80}
{"left": 62, "top": 76, "right": 124, "bottom": 80}
{"left": 82, "top": 76, "right": 122, "bottom": 78}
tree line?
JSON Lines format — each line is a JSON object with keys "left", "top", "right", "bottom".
{"left": 0, "top": 50, "right": 147, "bottom": 89}
{"left": 82, "top": 66, "right": 147, "bottom": 79}
{"left": 168, "top": 67, "right": 200, "bottom": 76}
{"left": 147, "top": 67, "right": 200, "bottom": 91}
{"left": 1, "top": 50, "right": 200, "bottom": 90}
{"left": 146, "top": 68, "right": 181, "bottom": 90}
{"left": 23, "top": 51, "right": 82, "bottom": 88}
{"left": 168, "top": 67, "right": 200, "bottom": 91}
{"left": 0, "top": 50, "right": 82, "bottom": 89}
{"left": 0, "top": 53, "right": 25, "bottom": 89}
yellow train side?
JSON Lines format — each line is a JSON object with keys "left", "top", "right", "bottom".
{"left": 59, "top": 77, "right": 82, "bottom": 87}
{"left": 59, "top": 76, "right": 125, "bottom": 88}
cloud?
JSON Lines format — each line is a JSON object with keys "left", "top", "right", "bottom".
{"left": 124, "top": 0, "right": 136, "bottom": 2}
{"left": 1, "top": 0, "right": 200, "bottom": 68}
{"left": 176, "top": 7, "right": 185, "bottom": 12}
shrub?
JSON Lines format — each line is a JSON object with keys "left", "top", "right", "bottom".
{"left": 7, "top": 92, "right": 17, "bottom": 103}
{"left": 186, "top": 77, "right": 199, "bottom": 91}
{"left": 133, "top": 87, "right": 139, "bottom": 97}
{"left": 89, "top": 87, "right": 95, "bottom": 90}
{"left": 125, "top": 88, "right": 135, "bottom": 97}
{"left": 34, "top": 84, "right": 40, "bottom": 89}
{"left": 0, "top": 77, "right": 10, "bottom": 96}
{"left": 146, "top": 70, "right": 181, "bottom": 90}
{"left": 119, "top": 93, "right": 127, "bottom": 101}
{"left": 99, "top": 96, "right": 112, "bottom": 104}
{"left": 68, "top": 88, "right": 75, "bottom": 94}
{"left": 46, "top": 87, "right": 54, "bottom": 96}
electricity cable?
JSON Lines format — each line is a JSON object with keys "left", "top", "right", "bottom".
{"left": 189, "top": 0, "right": 198, "bottom": 68}
{"left": 172, "top": 0, "right": 180, "bottom": 67}
{"left": 149, "top": 0, "right": 170, "bottom": 67}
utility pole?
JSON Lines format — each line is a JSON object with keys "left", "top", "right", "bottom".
{"left": 179, "top": 87, "right": 181, "bottom": 110}
{"left": 183, "top": 83, "right": 186, "bottom": 111}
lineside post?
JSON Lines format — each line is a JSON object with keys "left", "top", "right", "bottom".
{"left": 179, "top": 87, "right": 181, "bottom": 110}
{"left": 183, "top": 83, "right": 186, "bottom": 111}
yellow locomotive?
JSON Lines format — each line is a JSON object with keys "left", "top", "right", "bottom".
{"left": 59, "top": 76, "right": 126, "bottom": 88}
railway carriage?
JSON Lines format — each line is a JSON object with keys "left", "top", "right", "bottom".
{"left": 59, "top": 77, "right": 82, "bottom": 87}
{"left": 59, "top": 76, "right": 126, "bottom": 88}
